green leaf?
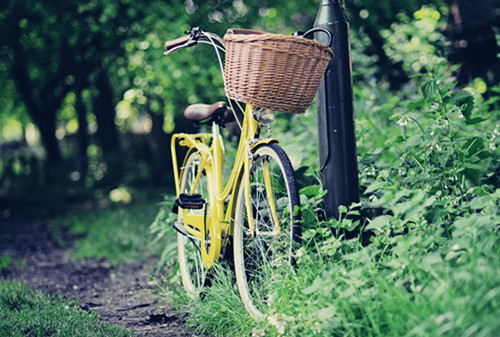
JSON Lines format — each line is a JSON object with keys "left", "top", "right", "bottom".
{"left": 448, "top": 90, "right": 474, "bottom": 120}
{"left": 420, "top": 79, "right": 438, "bottom": 100}
{"left": 338, "top": 205, "right": 348, "bottom": 214}
{"left": 466, "top": 196, "right": 492, "bottom": 210}
{"left": 464, "top": 137, "right": 485, "bottom": 157}
{"left": 364, "top": 181, "right": 392, "bottom": 195}
{"left": 365, "top": 215, "right": 392, "bottom": 231}
{"left": 300, "top": 185, "right": 322, "bottom": 197}
{"left": 317, "top": 306, "right": 337, "bottom": 321}
{"left": 438, "top": 151, "right": 451, "bottom": 168}
{"left": 421, "top": 252, "right": 442, "bottom": 267}
{"left": 407, "top": 99, "right": 425, "bottom": 111}
{"left": 409, "top": 73, "right": 428, "bottom": 78}
{"left": 465, "top": 117, "right": 486, "bottom": 125}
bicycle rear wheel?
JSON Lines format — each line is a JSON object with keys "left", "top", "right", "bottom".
{"left": 233, "top": 143, "right": 300, "bottom": 320}
{"left": 177, "top": 150, "right": 210, "bottom": 297}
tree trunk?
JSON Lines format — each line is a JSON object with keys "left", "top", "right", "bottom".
{"left": 146, "top": 110, "right": 171, "bottom": 183}
{"left": 12, "top": 68, "right": 62, "bottom": 165}
{"left": 9, "top": 20, "right": 63, "bottom": 165}
{"left": 75, "top": 90, "right": 89, "bottom": 185}
{"left": 93, "top": 70, "right": 122, "bottom": 179}
{"left": 36, "top": 111, "right": 61, "bottom": 165}
{"left": 146, "top": 109, "right": 198, "bottom": 186}
{"left": 447, "top": 0, "right": 500, "bottom": 87}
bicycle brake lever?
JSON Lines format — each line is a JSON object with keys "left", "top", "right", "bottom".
{"left": 187, "top": 26, "right": 203, "bottom": 39}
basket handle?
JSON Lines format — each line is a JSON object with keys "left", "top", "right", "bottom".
{"left": 226, "top": 29, "right": 266, "bottom": 35}
{"left": 293, "top": 28, "right": 333, "bottom": 47}
{"left": 228, "top": 28, "right": 332, "bottom": 47}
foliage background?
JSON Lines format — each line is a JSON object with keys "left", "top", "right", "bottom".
{"left": 1, "top": 0, "right": 498, "bottom": 206}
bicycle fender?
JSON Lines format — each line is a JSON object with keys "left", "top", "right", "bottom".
{"left": 250, "top": 138, "right": 279, "bottom": 150}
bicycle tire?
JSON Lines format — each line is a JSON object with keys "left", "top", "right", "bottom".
{"left": 177, "top": 150, "right": 210, "bottom": 297}
{"left": 233, "top": 143, "right": 301, "bottom": 320}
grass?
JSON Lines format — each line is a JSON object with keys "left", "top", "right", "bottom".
{"left": 58, "top": 201, "right": 166, "bottom": 265}
{"left": 157, "top": 207, "right": 500, "bottom": 337}
{"left": 0, "top": 281, "right": 135, "bottom": 337}
{"left": 0, "top": 255, "right": 25, "bottom": 273}
{"left": 0, "top": 255, "right": 13, "bottom": 271}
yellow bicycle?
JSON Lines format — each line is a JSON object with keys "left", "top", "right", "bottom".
{"left": 164, "top": 27, "right": 330, "bottom": 319}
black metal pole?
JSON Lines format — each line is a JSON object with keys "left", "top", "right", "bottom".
{"left": 314, "top": 0, "right": 360, "bottom": 219}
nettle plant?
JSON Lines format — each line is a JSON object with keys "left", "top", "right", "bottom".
{"left": 301, "top": 59, "right": 499, "bottom": 258}
{"left": 393, "top": 61, "right": 491, "bottom": 195}
{"left": 287, "top": 61, "right": 499, "bottom": 337}
{"left": 357, "top": 61, "right": 499, "bottom": 259}
{"left": 366, "top": 62, "right": 497, "bottom": 206}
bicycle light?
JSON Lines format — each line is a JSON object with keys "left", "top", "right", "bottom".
{"left": 253, "top": 108, "right": 275, "bottom": 125}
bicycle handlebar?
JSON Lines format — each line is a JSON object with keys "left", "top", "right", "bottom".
{"left": 164, "top": 26, "right": 332, "bottom": 57}
{"left": 164, "top": 35, "right": 190, "bottom": 52}
{"left": 164, "top": 27, "right": 203, "bottom": 56}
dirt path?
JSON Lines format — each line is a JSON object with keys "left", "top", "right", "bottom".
{"left": 0, "top": 218, "right": 192, "bottom": 337}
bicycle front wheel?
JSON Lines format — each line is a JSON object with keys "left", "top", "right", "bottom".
{"left": 233, "top": 143, "right": 301, "bottom": 320}
{"left": 177, "top": 150, "right": 209, "bottom": 297}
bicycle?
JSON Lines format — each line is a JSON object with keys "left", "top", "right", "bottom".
{"left": 163, "top": 27, "right": 331, "bottom": 320}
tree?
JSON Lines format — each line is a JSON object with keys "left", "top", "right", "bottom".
{"left": 0, "top": 0, "right": 165, "bottom": 173}
{"left": 446, "top": 0, "right": 500, "bottom": 87}
{"left": 0, "top": 1, "right": 77, "bottom": 164}
{"left": 1, "top": 0, "right": 497, "bottom": 191}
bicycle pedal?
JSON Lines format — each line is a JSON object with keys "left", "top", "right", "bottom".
{"left": 175, "top": 193, "right": 206, "bottom": 210}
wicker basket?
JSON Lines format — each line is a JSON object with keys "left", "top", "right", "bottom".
{"left": 223, "top": 29, "right": 332, "bottom": 114}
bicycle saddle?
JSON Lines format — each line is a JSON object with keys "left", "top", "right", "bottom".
{"left": 184, "top": 101, "right": 235, "bottom": 125}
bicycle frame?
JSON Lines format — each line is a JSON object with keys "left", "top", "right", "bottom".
{"left": 171, "top": 104, "right": 278, "bottom": 268}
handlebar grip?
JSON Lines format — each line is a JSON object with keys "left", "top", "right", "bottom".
{"left": 164, "top": 35, "right": 190, "bottom": 51}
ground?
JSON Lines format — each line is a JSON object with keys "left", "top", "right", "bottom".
{"left": 0, "top": 198, "right": 192, "bottom": 337}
